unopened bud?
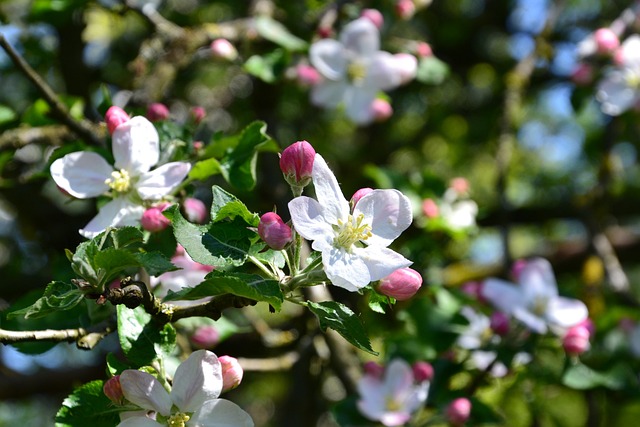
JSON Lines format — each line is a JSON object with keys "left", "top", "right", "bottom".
{"left": 210, "top": 39, "right": 238, "bottom": 61}
{"left": 594, "top": 28, "right": 619, "bottom": 54}
{"left": 563, "top": 325, "right": 591, "bottom": 356}
{"left": 191, "top": 106, "right": 206, "bottom": 124}
{"left": 350, "top": 187, "right": 374, "bottom": 210}
{"left": 510, "top": 259, "right": 527, "bottom": 282}
{"left": 377, "top": 267, "right": 423, "bottom": 301}
{"left": 182, "top": 198, "right": 207, "bottom": 224}
{"left": 446, "top": 397, "right": 472, "bottom": 426}
{"left": 363, "top": 361, "right": 385, "bottom": 379}
{"left": 370, "top": 98, "right": 393, "bottom": 122}
{"left": 416, "top": 41, "right": 433, "bottom": 58}
{"left": 258, "top": 212, "right": 293, "bottom": 250}
{"left": 412, "top": 361, "right": 434, "bottom": 382}
{"left": 105, "top": 106, "right": 130, "bottom": 135}
{"left": 146, "top": 103, "right": 170, "bottom": 122}
{"left": 219, "top": 355, "right": 243, "bottom": 392}
{"left": 490, "top": 312, "right": 510, "bottom": 336}
{"left": 141, "top": 204, "right": 171, "bottom": 232}
{"left": 279, "top": 140, "right": 316, "bottom": 188}
{"left": 422, "top": 198, "right": 439, "bottom": 218}
{"left": 394, "top": 53, "right": 418, "bottom": 85}
{"left": 571, "top": 63, "right": 594, "bottom": 86}
{"left": 295, "top": 64, "right": 321, "bottom": 86}
{"left": 450, "top": 177, "right": 469, "bottom": 194}
{"left": 103, "top": 375, "right": 124, "bottom": 405}
{"left": 190, "top": 325, "right": 220, "bottom": 349}
{"left": 361, "top": 9, "right": 384, "bottom": 29}
{"left": 395, "top": 0, "right": 416, "bottom": 20}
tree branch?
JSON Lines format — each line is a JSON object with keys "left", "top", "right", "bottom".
{"left": 0, "top": 321, "right": 115, "bottom": 350}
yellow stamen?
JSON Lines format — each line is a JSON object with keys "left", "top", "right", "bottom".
{"left": 531, "top": 296, "right": 548, "bottom": 316}
{"left": 105, "top": 169, "right": 131, "bottom": 193}
{"left": 347, "top": 61, "right": 367, "bottom": 84}
{"left": 385, "top": 396, "right": 402, "bottom": 412}
{"left": 167, "top": 412, "right": 191, "bottom": 427}
{"left": 333, "top": 214, "right": 372, "bottom": 251}
{"left": 625, "top": 70, "right": 640, "bottom": 89}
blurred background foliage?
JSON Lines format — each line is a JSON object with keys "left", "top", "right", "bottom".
{"left": 2, "top": 0, "right": 640, "bottom": 426}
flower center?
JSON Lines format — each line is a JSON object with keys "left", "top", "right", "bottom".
{"left": 531, "top": 296, "right": 549, "bottom": 316}
{"left": 105, "top": 169, "right": 131, "bottom": 193}
{"left": 167, "top": 412, "right": 191, "bottom": 427}
{"left": 333, "top": 214, "right": 372, "bottom": 251}
{"left": 625, "top": 69, "right": 640, "bottom": 89}
{"left": 347, "top": 61, "right": 367, "bottom": 84}
{"left": 385, "top": 396, "right": 402, "bottom": 412}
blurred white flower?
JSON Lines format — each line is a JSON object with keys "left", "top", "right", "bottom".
{"left": 596, "top": 35, "right": 640, "bottom": 116}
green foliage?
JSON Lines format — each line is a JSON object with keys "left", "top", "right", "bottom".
{"left": 244, "top": 50, "right": 289, "bottom": 83}
{"left": 255, "top": 16, "right": 308, "bottom": 51}
{"left": 308, "top": 300, "right": 378, "bottom": 355}
{"left": 55, "top": 380, "right": 120, "bottom": 427}
{"left": 117, "top": 305, "right": 177, "bottom": 367}
{"left": 7, "top": 281, "right": 84, "bottom": 319}
{"left": 562, "top": 362, "right": 633, "bottom": 390}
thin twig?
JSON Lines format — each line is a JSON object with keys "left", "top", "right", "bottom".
{"left": 0, "top": 321, "right": 115, "bottom": 350}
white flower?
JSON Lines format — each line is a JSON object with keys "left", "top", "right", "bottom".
{"left": 596, "top": 35, "right": 640, "bottom": 116}
{"left": 151, "top": 245, "right": 214, "bottom": 297}
{"left": 309, "top": 18, "right": 404, "bottom": 124}
{"left": 439, "top": 188, "right": 478, "bottom": 229}
{"left": 481, "top": 258, "right": 588, "bottom": 334}
{"left": 50, "top": 116, "right": 191, "bottom": 238}
{"left": 117, "top": 350, "right": 253, "bottom": 427}
{"left": 288, "top": 154, "right": 413, "bottom": 291}
{"left": 357, "top": 359, "right": 428, "bottom": 426}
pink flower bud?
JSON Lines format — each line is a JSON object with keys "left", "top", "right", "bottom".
{"left": 563, "top": 325, "right": 591, "bottom": 356}
{"left": 279, "top": 140, "right": 316, "bottom": 187}
{"left": 614, "top": 47, "right": 625, "bottom": 66}
{"left": 191, "top": 106, "right": 206, "bottom": 124}
{"left": 361, "top": 8, "right": 384, "bottom": 29}
{"left": 317, "top": 26, "right": 333, "bottom": 39}
{"left": 446, "top": 398, "right": 472, "bottom": 426}
{"left": 416, "top": 41, "right": 433, "bottom": 58}
{"left": 218, "top": 355, "right": 243, "bottom": 392}
{"left": 258, "top": 212, "right": 293, "bottom": 250}
{"left": 103, "top": 375, "right": 124, "bottom": 405}
{"left": 571, "top": 63, "right": 594, "bottom": 86}
{"left": 490, "top": 312, "right": 510, "bottom": 336}
{"left": 412, "top": 361, "right": 434, "bottom": 382}
{"left": 594, "top": 28, "right": 619, "bottom": 54}
{"left": 141, "top": 206, "right": 171, "bottom": 232}
{"left": 450, "top": 177, "right": 469, "bottom": 194}
{"left": 422, "top": 198, "right": 439, "bottom": 218}
{"left": 350, "top": 187, "right": 374, "bottom": 210}
{"left": 370, "top": 98, "right": 393, "bottom": 122}
{"left": 578, "top": 318, "right": 595, "bottom": 336}
{"left": 295, "top": 64, "right": 321, "bottom": 86}
{"left": 460, "top": 281, "right": 484, "bottom": 301}
{"left": 190, "top": 325, "right": 220, "bottom": 349}
{"left": 105, "top": 106, "right": 130, "bottom": 135}
{"left": 193, "top": 141, "right": 204, "bottom": 151}
{"left": 146, "top": 103, "right": 170, "bottom": 122}
{"left": 211, "top": 38, "right": 238, "bottom": 61}
{"left": 377, "top": 267, "right": 423, "bottom": 301}
{"left": 182, "top": 198, "right": 208, "bottom": 224}
{"left": 363, "top": 361, "right": 385, "bottom": 379}
{"left": 395, "top": 0, "right": 416, "bottom": 20}
{"left": 394, "top": 53, "right": 418, "bottom": 85}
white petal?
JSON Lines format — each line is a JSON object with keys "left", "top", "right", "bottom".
{"left": 189, "top": 399, "right": 254, "bottom": 427}
{"left": 545, "top": 297, "right": 588, "bottom": 329}
{"left": 171, "top": 350, "right": 222, "bottom": 413}
{"left": 120, "top": 370, "right": 172, "bottom": 416}
{"left": 519, "top": 258, "right": 558, "bottom": 300}
{"left": 383, "top": 359, "right": 413, "bottom": 396}
{"left": 512, "top": 306, "right": 548, "bottom": 334}
{"left": 343, "top": 86, "right": 377, "bottom": 125}
{"left": 596, "top": 69, "right": 639, "bottom": 116}
{"left": 354, "top": 245, "right": 411, "bottom": 282}
{"left": 340, "top": 18, "right": 379, "bottom": 57}
{"left": 323, "top": 247, "right": 370, "bottom": 291}
{"left": 79, "top": 198, "right": 145, "bottom": 238}
{"left": 355, "top": 189, "right": 413, "bottom": 247}
{"left": 50, "top": 151, "right": 113, "bottom": 198}
{"left": 311, "top": 81, "right": 349, "bottom": 108}
{"left": 364, "top": 52, "right": 404, "bottom": 91}
{"left": 357, "top": 377, "right": 387, "bottom": 422}
{"left": 288, "top": 196, "right": 335, "bottom": 241}
{"left": 117, "top": 417, "right": 163, "bottom": 427}
{"left": 113, "top": 116, "right": 160, "bottom": 174}
{"left": 136, "top": 162, "right": 191, "bottom": 200}
{"left": 309, "top": 39, "right": 347, "bottom": 81}
{"left": 621, "top": 35, "right": 640, "bottom": 68}
{"left": 481, "top": 278, "right": 524, "bottom": 315}
{"left": 311, "top": 155, "right": 350, "bottom": 224}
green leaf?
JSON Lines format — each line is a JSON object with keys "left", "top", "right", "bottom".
{"left": 7, "top": 281, "right": 84, "bottom": 319}
{"left": 210, "top": 185, "right": 260, "bottom": 226}
{"left": 220, "top": 121, "right": 277, "bottom": 191}
{"left": 249, "top": 243, "right": 286, "bottom": 269}
{"left": 69, "top": 239, "right": 100, "bottom": 286}
{"left": 105, "top": 226, "right": 145, "bottom": 250}
{"left": 307, "top": 301, "right": 377, "bottom": 355}
{"left": 135, "top": 252, "right": 178, "bottom": 277}
{"left": 117, "top": 305, "right": 176, "bottom": 366}
{"left": 164, "top": 271, "right": 283, "bottom": 311}
{"left": 416, "top": 56, "right": 450, "bottom": 85}
{"left": 189, "top": 157, "right": 222, "bottom": 180}
{"left": 93, "top": 248, "right": 141, "bottom": 285}
{"left": 562, "top": 362, "right": 631, "bottom": 390}
{"left": 106, "top": 352, "right": 131, "bottom": 376}
{"left": 0, "top": 104, "right": 16, "bottom": 126}
{"left": 366, "top": 288, "right": 393, "bottom": 314}
{"left": 55, "top": 380, "right": 121, "bottom": 427}
{"left": 244, "top": 49, "right": 288, "bottom": 84}
{"left": 255, "top": 16, "right": 308, "bottom": 51}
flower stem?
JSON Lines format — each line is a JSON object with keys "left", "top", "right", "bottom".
{"left": 248, "top": 255, "right": 277, "bottom": 279}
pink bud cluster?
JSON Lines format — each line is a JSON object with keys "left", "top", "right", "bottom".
{"left": 563, "top": 320, "right": 593, "bottom": 356}
{"left": 279, "top": 140, "right": 316, "bottom": 188}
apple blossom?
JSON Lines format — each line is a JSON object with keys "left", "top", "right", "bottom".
{"left": 288, "top": 154, "right": 413, "bottom": 291}
{"left": 439, "top": 187, "right": 478, "bottom": 229}
{"left": 377, "top": 267, "right": 423, "bottom": 301}
{"left": 594, "top": 28, "right": 620, "bottom": 54}
{"left": 350, "top": 187, "right": 374, "bottom": 210}
{"left": 357, "top": 359, "right": 429, "bottom": 426}
{"left": 481, "top": 258, "right": 588, "bottom": 334}
{"left": 393, "top": 53, "right": 418, "bottom": 85}
{"left": 280, "top": 140, "right": 316, "bottom": 188}
{"left": 258, "top": 212, "right": 293, "bottom": 250}
{"left": 218, "top": 355, "right": 243, "bottom": 392}
{"left": 416, "top": 41, "right": 433, "bottom": 58}
{"left": 50, "top": 115, "right": 191, "bottom": 238}
{"left": 147, "top": 103, "right": 170, "bottom": 121}
{"left": 395, "top": 0, "right": 416, "bottom": 20}
{"left": 446, "top": 398, "right": 471, "bottom": 426}
{"left": 117, "top": 350, "right": 253, "bottom": 427}
{"left": 190, "top": 106, "right": 206, "bottom": 124}
{"left": 308, "top": 17, "right": 405, "bottom": 125}
{"left": 105, "top": 106, "right": 130, "bottom": 135}
{"left": 596, "top": 35, "right": 640, "bottom": 116}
